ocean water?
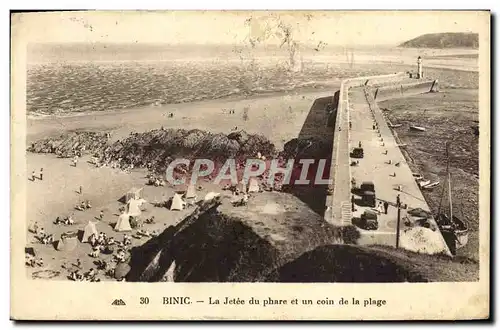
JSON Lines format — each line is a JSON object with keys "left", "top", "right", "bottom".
{"left": 26, "top": 44, "right": 479, "bottom": 116}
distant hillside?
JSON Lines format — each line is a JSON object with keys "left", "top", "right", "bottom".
{"left": 399, "top": 33, "right": 479, "bottom": 49}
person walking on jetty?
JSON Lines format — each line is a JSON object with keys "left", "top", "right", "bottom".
{"left": 383, "top": 201, "right": 389, "bottom": 214}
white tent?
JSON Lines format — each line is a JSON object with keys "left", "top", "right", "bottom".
{"left": 248, "top": 178, "right": 260, "bottom": 193}
{"left": 170, "top": 193, "right": 186, "bottom": 211}
{"left": 122, "top": 187, "right": 143, "bottom": 204}
{"left": 204, "top": 191, "right": 221, "bottom": 202}
{"left": 235, "top": 180, "right": 247, "bottom": 194}
{"left": 127, "top": 198, "right": 146, "bottom": 217}
{"left": 185, "top": 184, "right": 197, "bottom": 199}
{"left": 115, "top": 213, "right": 132, "bottom": 232}
{"left": 81, "top": 221, "right": 98, "bottom": 243}
{"left": 56, "top": 232, "right": 78, "bottom": 251}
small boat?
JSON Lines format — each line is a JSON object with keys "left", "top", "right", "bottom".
{"left": 413, "top": 173, "right": 424, "bottom": 181}
{"left": 421, "top": 181, "right": 439, "bottom": 189}
{"left": 418, "top": 180, "right": 431, "bottom": 188}
{"left": 389, "top": 124, "right": 402, "bottom": 128}
{"left": 410, "top": 125, "right": 426, "bottom": 132}
{"left": 436, "top": 141, "right": 469, "bottom": 255}
{"left": 397, "top": 143, "right": 408, "bottom": 147}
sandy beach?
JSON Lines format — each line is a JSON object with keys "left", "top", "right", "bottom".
{"left": 25, "top": 87, "right": 339, "bottom": 280}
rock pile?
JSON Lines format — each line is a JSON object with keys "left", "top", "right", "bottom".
{"left": 28, "top": 131, "right": 110, "bottom": 158}
{"left": 28, "top": 128, "right": 277, "bottom": 174}
{"left": 400, "top": 227, "right": 447, "bottom": 255}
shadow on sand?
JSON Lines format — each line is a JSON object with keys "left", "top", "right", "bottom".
{"left": 280, "top": 93, "right": 338, "bottom": 216}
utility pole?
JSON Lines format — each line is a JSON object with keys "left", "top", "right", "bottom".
{"left": 396, "top": 204, "right": 401, "bottom": 249}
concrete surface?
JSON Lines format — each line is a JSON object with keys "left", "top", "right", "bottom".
{"left": 327, "top": 73, "right": 450, "bottom": 254}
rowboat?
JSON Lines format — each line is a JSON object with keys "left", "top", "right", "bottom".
{"left": 421, "top": 181, "right": 439, "bottom": 189}
{"left": 410, "top": 125, "right": 426, "bottom": 132}
{"left": 418, "top": 180, "right": 431, "bottom": 188}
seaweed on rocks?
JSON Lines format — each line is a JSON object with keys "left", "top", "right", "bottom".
{"left": 28, "top": 128, "right": 277, "bottom": 173}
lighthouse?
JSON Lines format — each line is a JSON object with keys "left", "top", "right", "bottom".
{"left": 417, "top": 56, "right": 423, "bottom": 79}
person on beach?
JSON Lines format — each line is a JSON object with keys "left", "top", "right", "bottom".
{"left": 79, "top": 186, "right": 83, "bottom": 195}
{"left": 31, "top": 170, "right": 36, "bottom": 181}
{"left": 99, "top": 210, "right": 104, "bottom": 220}
{"left": 396, "top": 194, "right": 401, "bottom": 207}
{"left": 39, "top": 168, "right": 43, "bottom": 180}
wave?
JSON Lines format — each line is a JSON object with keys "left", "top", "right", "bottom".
{"left": 26, "top": 61, "right": 478, "bottom": 116}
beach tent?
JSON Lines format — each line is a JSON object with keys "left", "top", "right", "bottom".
{"left": 248, "top": 178, "right": 260, "bottom": 193}
{"left": 56, "top": 231, "right": 78, "bottom": 252}
{"left": 55, "top": 239, "right": 66, "bottom": 251}
{"left": 121, "top": 187, "right": 143, "bottom": 204}
{"left": 170, "top": 193, "right": 186, "bottom": 211}
{"left": 204, "top": 191, "right": 221, "bottom": 202}
{"left": 235, "top": 180, "right": 247, "bottom": 194}
{"left": 185, "top": 184, "right": 197, "bottom": 199}
{"left": 127, "top": 198, "right": 146, "bottom": 217}
{"left": 81, "top": 221, "right": 98, "bottom": 243}
{"left": 115, "top": 213, "right": 132, "bottom": 232}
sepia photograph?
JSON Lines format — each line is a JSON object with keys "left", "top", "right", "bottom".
{"left": 10, "top": 10, "right": 490, "bottom": 320}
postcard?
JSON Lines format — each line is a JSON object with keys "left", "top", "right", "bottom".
{"left": 10, "top": 10, "right": 490, "bottom": 320}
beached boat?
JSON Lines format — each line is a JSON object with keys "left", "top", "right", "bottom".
{"left": 389, "top": 123, "right": 402, "bottom": 128}
{"left": 412, "top": 173, "right": 424, "bottom": 181}
{"left": 418, "top": 180, "right": 431, "bottom": 188}
{"left": 436, "top": 142, "right": 469, "bottom": 255}
{"left": 421, "top": 181, "right": 440, "bottom": 189}
{"left": 410, "top": 125, "right": 426, "bottom": 132}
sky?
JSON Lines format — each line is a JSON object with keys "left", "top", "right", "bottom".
{"left": 12, "top": 11, "right": 486, "bottom": 47}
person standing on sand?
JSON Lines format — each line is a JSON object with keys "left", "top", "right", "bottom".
{"left": 39, "top": 168, "right": 43, "bottom": 181}
{"left": 99, "top": 210, "right": 104, "bottom": 220}
{"left": 396, "top": 194, "right": 401, "bottom": 208}
{"left": 79, "top": 186, "right": 83, "bottom": 195}
{"left": 31, "top": 170, "right": 36, "bottom": 181}
{"left": 383, "top": 201, "right": 389, "bottom": 214}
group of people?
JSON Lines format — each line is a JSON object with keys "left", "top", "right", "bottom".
{"left": 30, "top": 223, "right": 54, "bottom": 245}
{"left": 69, "top": 268, "right": 100, "bottom": 282}
{"left": 134, "top": 228, "right": 159, "bottom": 239}
{"left": 375, "top": 201, "right": 390, "bottom": 215}
{"left": 30, "top": 168, "right": 43, "bottom": 182}
{"left": 54, "top": 215, "right": 75, "bottom": 226}
{"left": 88, "top": 232, "right": 118, "bottom": 258}
{"left": 75, "top": 200, "right": 92, "bottom": 211}
{"left": 147, "top": 175, "right": 165, "bottom": 187}
{"left": 25, "top": 254, "right": 44, "bottom": 268}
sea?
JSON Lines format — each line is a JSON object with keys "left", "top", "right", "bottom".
{"left": 26, "top": 43, "right": 479, "bottom": 116}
